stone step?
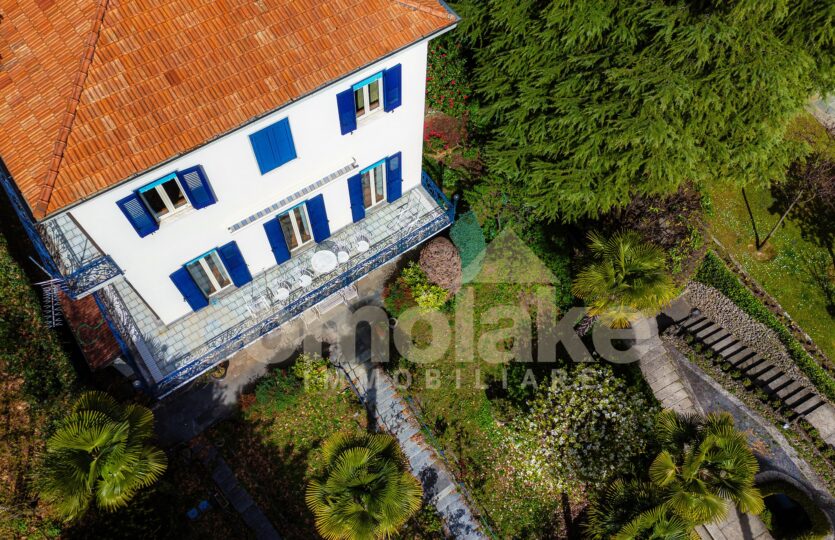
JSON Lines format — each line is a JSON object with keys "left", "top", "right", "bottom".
{"left": 395, "top": 423, "right": 420, "bottom": 443}
{"left": 718, "top": 342, "right": 746, "bottom": 359}
{"left": 703, "top": 330, "right": 731, "bottom": 346}
{"left": 681, "top": 315, "right": 707, "bottom": 329}
{"left": 710, "top": 335, "right": 738, "bottom": 353}
{"left": 688, "top": 318, "right": 715, "bottom": 334}
{"left": 727, "top": 349, "right": 756, "bottom": 367}
{"left": 756, "top": 367, "right": 784, "bottom": 385}
{"left": 695, "top": 323, "right": 723, "bottom": 340}
{"left": 796, "top": 395, "right": 825, "bottom": 416}
{"left": 785, "top": 388, "right": 816, "bottom": 408}
{"left": 763, "top": 375, "right": 792, "bottom": 394}
{"left": 736, "top": 355, "right": 765, "bottom": 373}
{"left": 744, "top": 359, "right": 773, "bottom": 378}
{"left": 775, "top": 381, "right": 806, "bottom": 401}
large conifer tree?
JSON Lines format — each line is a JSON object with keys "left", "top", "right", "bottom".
{"left": 454, "top": 0, "right": 835, "bottom": 221}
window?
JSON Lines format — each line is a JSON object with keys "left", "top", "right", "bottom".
{"left": 361, "top": 162, "right": 386, "bottom": 209}
{"left": 353, "top": 74, "right": 382, "bottom": 120}
{"left": 185, "top": 250, "right": 232, "bottom": 297}
{"left": 278, "top": 204, "right": 313, "bottom": 251}
{"left": 139, "top": 173, "right": 188, "bottom": 219}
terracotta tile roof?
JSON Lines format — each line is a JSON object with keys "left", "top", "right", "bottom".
{"left": 0, "top": 0, "right": 457, "bottom": 219}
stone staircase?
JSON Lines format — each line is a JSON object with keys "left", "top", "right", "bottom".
{"left": 673, "top": 307, "right": 835, "bottom": 448}
{"left": 335, "top": 356, "right": 487, "bottom": 540}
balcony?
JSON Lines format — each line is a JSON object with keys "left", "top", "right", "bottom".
{"left": 98, "top": 173, "right": 455, "bottom": 397}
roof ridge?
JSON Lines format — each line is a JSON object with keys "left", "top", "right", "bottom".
{"left": 393, "top": 0, "right": 458, "bottom": 21}
{"left": 33, "top": 0, "right": 110, "bottom": 219}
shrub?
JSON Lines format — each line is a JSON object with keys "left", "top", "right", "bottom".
{"left": 398, "top": 262, "right": 449, "bottom": 312}
{"left": 290, "top": 353, "right": 330, "bottom": 392}
{"left": 418, "top": 237, "right": 462, "bottom": 293}
{"left": 449, "top": 211, "right": 486, "bottom": 280}
{"left": 695, "top": 251, "right": 835, "bottom": 403}
{"left": 426, "top": 36, "right": 472, "bottom": 117}
{"left": 509, "top": 365, "right": 658, "bottom": 494}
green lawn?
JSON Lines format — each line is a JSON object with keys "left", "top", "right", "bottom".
{"left": 707, "top": 183, "right": 835, "bottom": 362}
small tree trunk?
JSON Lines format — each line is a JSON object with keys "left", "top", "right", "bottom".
{"left": 758, "top": 189, "right": 804, "bottom": 250}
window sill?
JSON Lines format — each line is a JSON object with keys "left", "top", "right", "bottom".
{"left": 157, "top": 206, "right": 195, "bottom": 227}
{"left": 355, "top": 108, "right": 385, "bottom": 129}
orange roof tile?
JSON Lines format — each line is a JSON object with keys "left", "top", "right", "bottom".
{"left": 0, "top": 0, "right": 457, "bottom": 219}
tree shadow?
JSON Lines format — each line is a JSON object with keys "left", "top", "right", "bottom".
{"left": 769, "top": 184, "right": 835, "bottom": 316}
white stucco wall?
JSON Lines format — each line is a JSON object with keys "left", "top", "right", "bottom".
{"left": 59, "top": 41, "right": 429, "bottom": 324}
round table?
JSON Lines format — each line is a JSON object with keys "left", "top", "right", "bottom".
{"left": 274, "top": 287, "right": 290, "bottom": 301}
{"left": 311, "top": 249, "right": 338, "bottom": 274}
{"left": 356, "top": 240, "right": 370, "bottom": 253}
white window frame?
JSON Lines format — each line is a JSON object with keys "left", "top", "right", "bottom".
{"left": 139, "top": 173, "right": 190, "bottom": 221}
{"left": 354, "top": 77, "right": 382, "bottom": 121}
{"left": 280, "top": 204, "right": 314, "bottom": 252}
{"left": 361, "top": 162, "right": 387, "bottom": 209}
{"left": 186, "top": 250, "right": 232, "bottom": 297}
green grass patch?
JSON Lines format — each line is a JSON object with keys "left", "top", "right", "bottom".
{"left": 706, "top": 182, "right": 834, "bottom": 362}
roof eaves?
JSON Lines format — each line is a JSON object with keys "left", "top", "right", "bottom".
{"left": 33, "top": 0, "right": 110, "bottom": 220}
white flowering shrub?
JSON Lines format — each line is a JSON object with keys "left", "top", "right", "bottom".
{"left": 509, "top": 365, "right": 657, "bottom": 494}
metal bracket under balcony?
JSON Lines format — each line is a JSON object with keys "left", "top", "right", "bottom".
{"left": 64, "top": 255, "right": 122, "bottom": 298}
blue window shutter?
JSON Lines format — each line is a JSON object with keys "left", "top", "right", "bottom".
{"left": 263, "top": 218, "right": 291, "bottom": 264}
{"left": 177, "top": 165, "right": 216, "bottom": 209}
{"left": 383, "top": 64, "right": 402, "bottom": 112}
{"left": 306, "top": 195, "right": 331, "bottom": 243}
{"left": 336, "top": 89, "right": 357, "bottom": 135}
{"left": 217, "top": 241, "right": 252, "bottom": 287}
{"left": 347, "top": 174, "right": 365, "bottom": 223}
{"left": 170, "top": 267, "right": 209, "bottom": 311}
{"left": 386, "top": 152, "right": 403, "bottom": 202}
{"left": 117, "top": 193, "right": 158, "bottom": 237}
{"left": 249, "top": 118, "right": 296, "bottom": 174}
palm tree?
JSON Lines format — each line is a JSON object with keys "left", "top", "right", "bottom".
{"left": 306, "top": 432, "right": 422, "bottom": 540}
{"left": 38, "top": 391, "right": 167, "bottom": 521}
{"left": 615, "top": 506, "right": 699, "bottom": 540}
{"left": 649, "top": 411, "right": 764, "bottom": 525}
{"left": 586, "top": 479, "right": 663, "bottom": 539}
{"left": 572, "top": 231, "right": 677, "bottom": 328}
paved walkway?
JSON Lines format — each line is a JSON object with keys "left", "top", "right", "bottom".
{"left": 641, "top": 300, "right": 774, "bottom": 540}
{"left": 332, "top": 346, "right": 487, "bottom": 539}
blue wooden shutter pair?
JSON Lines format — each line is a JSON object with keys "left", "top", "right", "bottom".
{"left": 386, "top": 152, "right": 403, "bottom": 202}
{"left": 263, "top": 219, "right": 291, "bottom": 264}
{"left": 170, "top": 267, "right": 209, "bottom": 311}
{"left": 336, "top": 89, "right": 357, "bottom": 135}
{"left": 347, "top": 174, "right": 365, "bottom": 222}
{"left": 118, "top": 166, "right": 216, "bottom": 237}
{"left": 170, "top": 242, "right": 251, "bottom": 311}
{"left": 306, "top": 194, "right": 331, "bottom": 242}
{"left": 250, "top": 118, "right": 297, "bottom": 174}
{"left": 117, "top": 194, "right": 159, "bottom": 237}
{"left": 383, "top": 64, "right": 402, "bottom": 112}
{"left": 336, "top": 64, "right": 401, "bottom": 135}
{"left": 177, "top": 165, "right": 216, "bottom": 209}
{"left": 217, "top": 241, "right": 252, "bottom": 287}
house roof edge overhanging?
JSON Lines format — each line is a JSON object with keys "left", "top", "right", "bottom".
{"left": 0, "top": 0, "right": 458, "bottom": 221}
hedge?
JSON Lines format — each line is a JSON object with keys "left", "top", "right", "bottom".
{"left": 695, "top": 251, "right": 835, "bottom": 403}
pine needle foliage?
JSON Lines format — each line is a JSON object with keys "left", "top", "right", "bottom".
{"left": 453, "top": 0, "right": 835, "bottom": 221}
{"left": 306, "top": 432, "right": 423, "bottom": 540}
{"left": 37, "top": 391, "right": 167, "bottom": 522}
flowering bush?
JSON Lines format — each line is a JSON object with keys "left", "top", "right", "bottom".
{"left": 508, "top": 365, "right": 657, "bottom": 494}
{"left": 426, "top": 38, "right": 472, "bottom": 117}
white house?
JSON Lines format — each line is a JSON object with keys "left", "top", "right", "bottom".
{"left": 0, "top": 0, "right": 458, "bottom": 396}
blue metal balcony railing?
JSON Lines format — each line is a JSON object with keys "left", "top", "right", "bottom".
{"left": 153, "top": 173, "right": 454, "bottom": 397}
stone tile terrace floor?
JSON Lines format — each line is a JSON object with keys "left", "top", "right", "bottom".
{"left": 112, "top": 185, "right": 442, "bottom": 379}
